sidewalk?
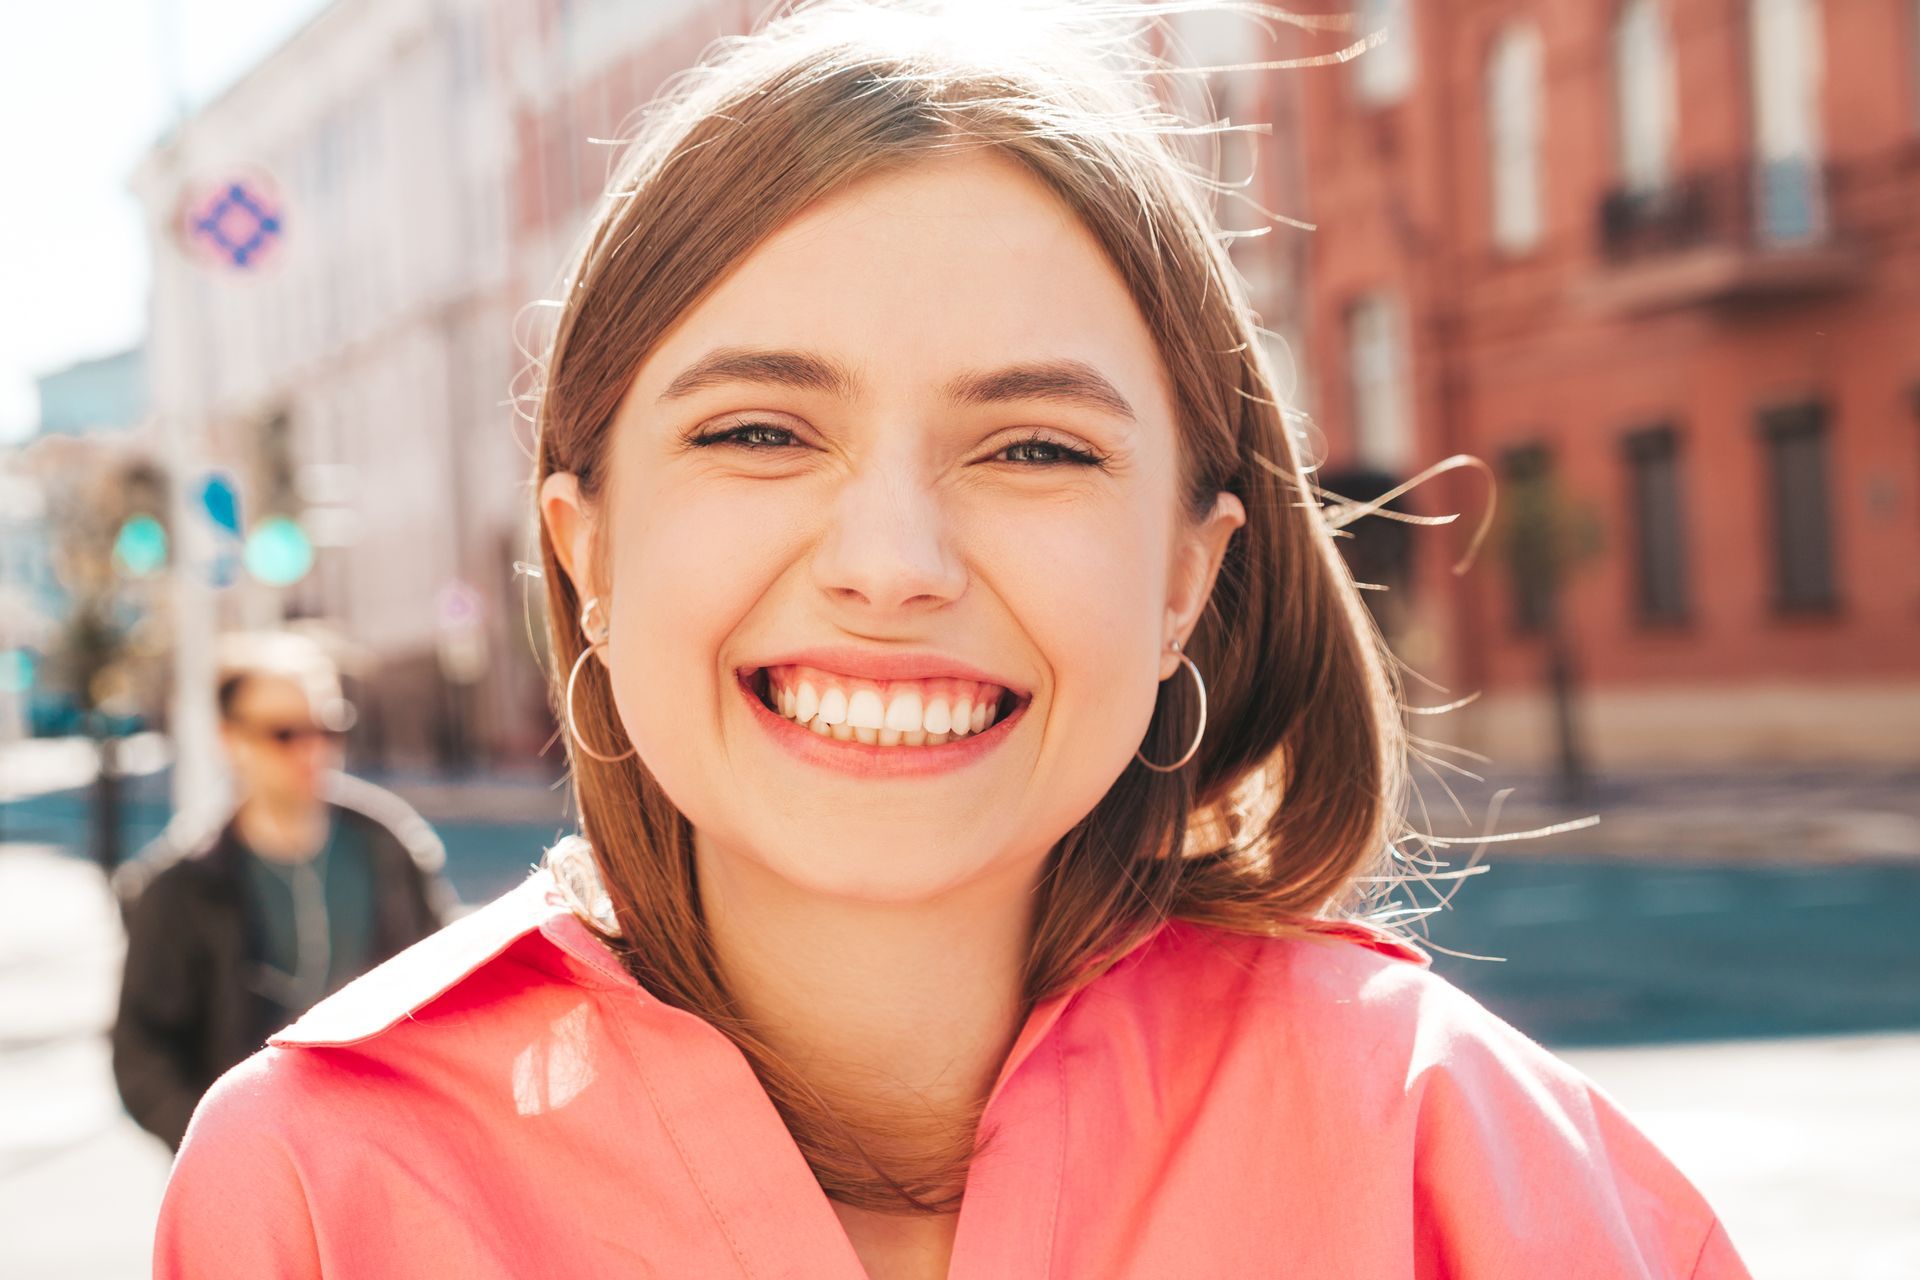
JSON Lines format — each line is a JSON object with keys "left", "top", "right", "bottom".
{"left": 1417, "top": 764, "right": 1920, "bottom": 863}
{"left": 0, "top": 846, "right": 169, "bottom": 1280}
{"left": 1563, "top": 1034, "right": 1920, "bottom": 1278}
{"left": 0, "top": 735, "right": 172, "bottom": 804}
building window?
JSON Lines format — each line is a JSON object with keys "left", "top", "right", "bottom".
{"left": 1614, "top": 0, "right": 1677, "bottom": 195}
{"left": 1622, "top": 424, "right": 1690, "bottom": 624}
{"left": 1501, "top": 442, "right": 1556, "bottom": 632}
{"left": 1757, "top": 400, "right": 1837, "bottom": 612}
{"left": 1345, "top": 291, "right": 1415, "bottom": 472}
{"left": 1353, "top": 0, "right": 1416, "bottom": 106}
{"left": 1487, "top": 24, "right": 1546, "bottom": 254}
{"left": 1749, "top": 0, "right": 1826, "bottom": 243}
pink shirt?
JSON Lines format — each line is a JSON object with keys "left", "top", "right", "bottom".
{"left": 155, "top": 861, "right": 1750, "bottom": 1277}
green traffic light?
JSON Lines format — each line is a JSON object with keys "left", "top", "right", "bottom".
{"left": 113, "top": 515, "right": 169, "bottom": 577}
{"left": 245, "top": 515, "right": 314, "bottom": 586}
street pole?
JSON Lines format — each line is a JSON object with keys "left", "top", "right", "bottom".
{"left": 163, "top": 329, "right": 223, "bottom": 831}
{"left": 157, "top": 0, "right": 225, "bottom": 833}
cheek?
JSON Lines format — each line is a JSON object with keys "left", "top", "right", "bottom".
{"left": 598, "top": 488, "right": 791, "bottom": 781}
{"left": 974, "top": 503, "right": 1167, "bottom": 772}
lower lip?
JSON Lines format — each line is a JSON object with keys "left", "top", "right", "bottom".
{"left": 736, "top": 671, "right": 1028, "bottom": 779}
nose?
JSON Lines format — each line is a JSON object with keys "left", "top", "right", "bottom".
{"left": 810, "top": 455, "right": 967, "bottom": 617}
{"left": 296, "top": 733, "right": 337, "bottom": 769}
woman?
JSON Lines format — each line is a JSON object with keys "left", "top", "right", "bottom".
{"left": 155, "top": 2, "right": 1750, "bottom": 1276}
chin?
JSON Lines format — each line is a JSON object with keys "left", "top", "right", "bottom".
{"left": 750, "top": 832, "right": 1017, "bottom": 907}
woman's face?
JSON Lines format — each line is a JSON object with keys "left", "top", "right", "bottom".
{"left": 543, "top": 150, "right": 1243, "bottom": 906}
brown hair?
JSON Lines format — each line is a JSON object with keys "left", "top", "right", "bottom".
{"left": 533, "top": 0, "right": 1408, "bottom": 1211}
{"left": 214, "top": 629, "right": 350, "bottom": 727}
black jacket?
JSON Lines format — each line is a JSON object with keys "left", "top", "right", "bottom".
{"left": 110, "top": 772, "right": 456, "bottom": 1149}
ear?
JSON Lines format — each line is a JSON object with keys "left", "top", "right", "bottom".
{"left": 539, "top": 471, "right": 600, "bottom": 602}
{"left": 1160, "top": 491, "right": 1247, "bottom": 678}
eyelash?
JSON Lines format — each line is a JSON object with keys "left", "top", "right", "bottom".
{"left": 687, "top": 422, "right": 1108, "bottom": 469}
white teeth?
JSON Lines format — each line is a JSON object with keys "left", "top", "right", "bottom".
{"left": 761, "top": 666, "right": 1017, "bottom": 748}
{"left": 923, "top": 696, "right": 951, "bottom": 735}
{"left": 846, "top": 689, "right": 885, "bottom": 730}
{"left": 884, "top": 688, "right": 924, "bottom": 732}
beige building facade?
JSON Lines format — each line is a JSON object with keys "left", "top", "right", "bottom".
{"left": 134, "top": 0, "right": 545, "bottom": 784}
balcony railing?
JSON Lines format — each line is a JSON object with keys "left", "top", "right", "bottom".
{"left": 1592, "top": 157, "right": 1860, "bottom": 308}
{"left": 1600, "top": 175, "right": 1716, "bottom": 260}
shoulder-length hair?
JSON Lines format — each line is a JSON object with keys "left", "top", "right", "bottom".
{"left": 534, "top": 0, "right": 1409, "bottom": 1211}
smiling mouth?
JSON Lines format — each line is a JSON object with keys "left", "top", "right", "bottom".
{"left": 743, "top": 667, "right": 1028, "bottom": 745}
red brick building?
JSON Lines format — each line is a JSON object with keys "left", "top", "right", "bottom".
{"left": 488, "top": 0, "right": 1920, "bottom": 767}
{"left": 1294, "top": 0, "right": 1920, "bottom": 765}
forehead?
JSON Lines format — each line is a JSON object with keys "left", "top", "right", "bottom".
{"left": 230, "top": 673, "right": 324, "bottom": 720}
{"left": 626, "top": 148, "right": 1174, "bottom": 424}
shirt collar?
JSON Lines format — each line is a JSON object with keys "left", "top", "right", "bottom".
{"left": 270, "top": 864, "right": 582, "bottom": 1047}
{"left": 273, "top": 836, "right": 1426, "bottom": 1052}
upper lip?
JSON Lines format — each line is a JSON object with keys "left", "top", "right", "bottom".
{"left": 740, "top": 646, "right": 1031, "bottom": 696}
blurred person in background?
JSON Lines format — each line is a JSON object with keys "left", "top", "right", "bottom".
{"left": 110, "top": 630, "right": 456, "bottom": 1151}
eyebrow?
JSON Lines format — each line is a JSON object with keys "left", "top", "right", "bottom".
{"left": 657, "top": 346, "right": 1137, "bottom": 422}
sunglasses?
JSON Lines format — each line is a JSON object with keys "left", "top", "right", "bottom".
{"left": 231, "top": 721, "right": 349, "bottom": 748}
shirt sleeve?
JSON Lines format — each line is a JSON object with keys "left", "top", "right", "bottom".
{"left": 1405, "top": 981, "right": 1753, "bottom": 1280}
{"left": 111, "top": 867, "right": 211, "bottom": 1150}
{"left": 152, "top": 1052, "right": 323, "bottom": 1279}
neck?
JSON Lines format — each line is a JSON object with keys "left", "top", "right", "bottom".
{"left": 236, "top": 791, "right": 329, "bottom": 863}
{"left": 695, "top": 842, "right": 1039, "bottom": 1182}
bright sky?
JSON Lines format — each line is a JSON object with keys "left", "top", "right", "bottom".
{"left": 0, "top": 0, "right": 332, "bottom": 443}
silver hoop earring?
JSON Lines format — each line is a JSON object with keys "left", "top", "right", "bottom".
{"left": 566, "top": 597, "right": 637, "bottom": 764}
{"left": 1134, "top": 638, "right": 1207, "bottom": 773}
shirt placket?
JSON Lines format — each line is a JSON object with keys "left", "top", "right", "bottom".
{"left": 944, "top": 989, "right": 1073, "bottom": 1278}
{"left": 539, "top": 898, "right": 1086, "bottom": 1278}
{"left": 542, "top": 909, "right": 870, "bottom": 1278}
